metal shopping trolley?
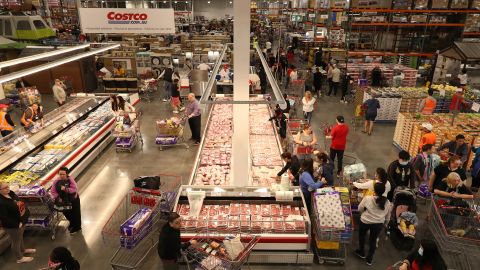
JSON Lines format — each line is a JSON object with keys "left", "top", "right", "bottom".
{"left": 139, "top": 79, "right": 157, "bottom": 102}
{"left": 182, "top": 229, "right": 259, "bottom": 270}
{"left": 19, "top": 189, "right": 63, "bottom": 240}
{"left": 112, "top": 112, "right": 143, "bottom": 153}
{"left": 310, "top": 188, "right": 353, "bottom": 265}
{"left": 428, "top": 196, "right": 480, "bottom": 270}
{"left": 155, "top": 116, "right": 189, "bottom": 150}
{"left": 102, "top": 174, "right": 181, "bottom": 270}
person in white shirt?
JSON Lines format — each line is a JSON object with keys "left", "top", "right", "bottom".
{"left": 218, "top": 64, "right": 231, "bottom": 81}
{"left": 52, "top": 79, "right": 67, "bottom": 106}
{"left": 265, "top": 41, "right": 272, "bottom": 52}
{"left": 328, "top": 65, "right": 341, "bottom": 96}
{"left": 289, "top": 66, "right": 298, "bottom": 81}
{"left": 355, "top": 182, "right": 391, "bottom": 266}
{"left": 352, "top": 167, "right": 391, "bottom": 198}
{"left": 458, "top": 69, "right": 468, "bottom": 86}
{"left": 197, "top": 62, "right": 210, "bottom": 71}
{"left": 301, "top": 91, "right": 316, "bottom": 124}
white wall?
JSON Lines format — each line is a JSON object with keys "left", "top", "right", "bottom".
{"left": 193, "top": 0, "right": 233, "bottom": 20}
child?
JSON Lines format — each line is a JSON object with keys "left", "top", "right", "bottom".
{"left": 398, "top": 209, "right": 418, "bottom": 239}
{"left": 171, "top": 79, "right": 181, "bottom": 114}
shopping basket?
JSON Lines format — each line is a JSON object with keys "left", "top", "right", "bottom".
{"left": 155, "top": 116, "right": 189, "bottom": 150}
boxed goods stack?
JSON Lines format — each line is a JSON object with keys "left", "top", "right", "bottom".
{"left": 120, "top": 208, "right": 153, "bottom": 249}
{"left": 363, "top": 92, "right": 402, "bottom": 121}
{"left": 341, "top": 63, "right": 418, "bottom": 87}
{"left": 392, "top": 0, "right": 412, "bottom": 9}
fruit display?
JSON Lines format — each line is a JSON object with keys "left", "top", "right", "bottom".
{"left": 341, "top": 63, "right": 418, "bottom": 87}
{"left": 0, "top": 171, "right": 40, "bottom": 186}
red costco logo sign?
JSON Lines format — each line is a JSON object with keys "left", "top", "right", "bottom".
{"left": 107, "top": 12, "right": 148, "bottom": 24}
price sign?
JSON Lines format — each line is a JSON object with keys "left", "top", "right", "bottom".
{"left": 309, "top": 13, "right": 316, "bottom": 18}
{"left": 320, "top": 14, "right": 328, "bottom": 19}
{"left": 439, "top": 89, "right": 446, "bottom": 97}
{"left": 472, "top": 102, "right": 480, "bottom": 112}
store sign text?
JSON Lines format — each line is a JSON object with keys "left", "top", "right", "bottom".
{"left": 107, "top": 12, "right": 148, "bottom": 24}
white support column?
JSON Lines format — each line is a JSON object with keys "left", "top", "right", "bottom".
{"left": 232, "top": 0, "right": 251, "bottom": 187}
{"left": 0, "top": 83, "right": 5, "bottom": 100}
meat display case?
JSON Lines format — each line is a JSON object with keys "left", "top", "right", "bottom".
{"left": 0, "top": 96, "right": 117, "bottom": 189}
{"left": 174, "top": 186, "right": 313, "bottom": 264}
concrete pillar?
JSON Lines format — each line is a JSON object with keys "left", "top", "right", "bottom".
{"left": 231, "top": 0, "right": 251, "bottom": 187}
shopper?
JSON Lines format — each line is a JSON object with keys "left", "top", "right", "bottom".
{"left": 313, "top": 67, "right": 323, "bottom": 98}
{"left": 438, "top": 134, "right": 469, "bottom": 164}
{"left": 294, "top": 123, "right": 318, "bottom": 160}
{"left": 289, "top": 65, "right": 298, "bottom": 82}
{"left": 15, "top": 78, "right": 30, "bottom": 89}
{"left": 328, "top": 65, "right": 341, "bottom": 96}
{"left": 20, "top": 103, "right": 44, "bottom": 128}
{"left": 277, "top": 152, "right": 301, "bottom": 186}
{"left": 52, "top": 79, "right": 67, "bottom": 106}
{"left": 219, "top": 64, "right": 231, "bottom": 81}
{"left": 371, "top": 66, "right": 382, "bottom": 87}
{"left": 184, "top": 59, "right": 193, "bottom": 71}
{"left": 471, "top": 146, "right": 480, "bottom": 192}
{"left": 0, "top": 182, "right": 35, "bottom": 264}
{"left": 362, "top": 93, "right": 380, "bottom": 135}
{"left": 186, "top": 93, "right": 201, "bottom": 145}
{"left": 433, "top": 172, "right": 473, "bottom": 199}
{"left": 340, "top": 73, "right": 353, "bottom": 103}
{"left": 116, "top": 96, "right": 136, "bottom": 121}
{"left": 398, "top": 239, "right": 446, "bottom": 270}
{"left": 418, "top": 123, "right": 436, "bottom": 151}
{"left": 353, "top": 167, "right": 391, "bottom": 198}
{"left": 47, "top": 246, "right": 80, "bottom": 270}
{"left": 109, "top": 94, "right": 118, "bottom": 113}
{"left": 281, "top": 93, "right": 291, "bottom": 116}
{"left": 418, "top": 88, "right": 437, "bottom": 115}
{"left": 171, "top": 79, "right": 181, "bottom": 114}
{"left": 355, "top": 182, "right": 390, "bottom": 266}
{"left": 113, "top": 63, "right": 125, "bottom": 77}
{"left": 449, "top": 88, "right": 468, "bottom": 113}
{"left": 50, "top": 167, "right": 82, "bottom": 234}
{"left": 158, "top": 212, "right": 190, "bottom": 270}
{"left": 387, "top": 150, "right": 415, "bottom": 200}
{"left": 257, "top": 66, "right": 267, "bottom": 94}
{"left": 0, "top": 104, "right": 15, "bottom": 137}
{"left": 326, "top": 115, "right": 349, "bottom": 176}
{"left": 197, "top": 62, "right": 210, "bottom": 71}
{"left": 301, "top": 91, "right": 316, "bottom": 124}
{"left": 158, "top": 66, "right": 177, "bottom": 102}
{"left": 314, "top": 151, "right": 335, "bottom": 186}
{"left": 458, "top": 69, "right": 468, "bottom": 87}
{"left": 269, "top": 107, "right": 287, "bottom": 145}
{"left": 429, "top": 156, "right": 466, "bottom": 191}
{"left": 412, "top": 144, "right": 436, "bottom": 185}
{"left": 299, "top": 157, "right": 326, "bottom": 213}
{"left": 326, "top": 63, "right": 333, "bottom": 95}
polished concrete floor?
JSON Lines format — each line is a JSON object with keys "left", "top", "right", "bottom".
{"left": 1, "top": 91, "right": 433, "bottom": 270}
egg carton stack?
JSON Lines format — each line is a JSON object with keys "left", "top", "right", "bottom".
{"left": 195, "top": 104, "right": 233, "bottom": 186}
{"left": 363, "top": 92, "right": 402, "bottom": 121}
{"left": 177, "top": 203, "right": 308, "bottom": 234}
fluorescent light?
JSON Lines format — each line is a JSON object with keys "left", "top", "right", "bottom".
{"left": 0, "top": 43, "right": 91, "bottom": 69}
{"left": 0, "top": 44, "right": 119, "bottom": 84}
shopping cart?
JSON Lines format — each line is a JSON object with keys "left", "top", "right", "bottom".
{"left": 139, "top": 79, "right": 157, "bottom": 102}
{"left": 102, "top": 174, "right": 181, "bottom": 270}
{"left": 182, "top": 230, "right": 259, "bottom": 270}
{"left": 429, "top": 196, "right": 480, "bottom": 270}
{"left": 155, "top": 115, "right": 189, "bottom": 151}
{"left": 19, "top": 191, "right": 63, "bottom": 240}
{"left": 112, "top": 111, "right": 143, "bottom": 153}
{"left": 285, "top": 118, "right": 306, "bottom": 154}
{"left": 310, "top": 188, "right": 353, "bottom": 265}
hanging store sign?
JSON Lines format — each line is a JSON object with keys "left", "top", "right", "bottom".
{"left": 78, "top": 8, "right": 175, "bottom": 34}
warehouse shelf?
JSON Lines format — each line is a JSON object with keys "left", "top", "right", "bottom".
{"left": 351, "top": 23, "right": 465, "bottom": 27}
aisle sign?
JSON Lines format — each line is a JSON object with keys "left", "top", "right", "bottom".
{"left": 78, "top": 8, "right": 175, "bottom": 34}
{"left": 472, "top": 102, "right": 480, "bottom": 112}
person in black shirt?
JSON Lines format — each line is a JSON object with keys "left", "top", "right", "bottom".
{"left": 429, "top": 156, "right": 466, "bottom": 191}
{"left": 313, "top": 67, "right": 323, "bottom": 98}
{"left": 438, "top": 134, "right": 469, "bottom": 164}
{"left": 371, "top": 66, "right": 382, "bottom": 87}
{"left": 433, "top": 172, "right": 473, "bottom": 199}
{"left": 387, "top": 150, "right": 415, "bottom": 200}
{"left": 277, "top": 152, "right": 301, "bottom": 186}
{"left": 158, "top": 212, "right": 191, "bottom": 270}
{"left": 314, "top": 151, "right": 334, "bottom": 185}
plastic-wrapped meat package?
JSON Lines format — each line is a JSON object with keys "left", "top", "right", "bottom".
{"left": 281, "top": 205, "right": 291, "bottom": 217}
{"left": 250, "top": 204, "right": 261, "bottom": 216}
{"left": 228, "top": 216, "right": 239, "bottom": 232}
{"left": 284, "top": 218, "right": 296, "bottom": 232}
{"left": 229, "top": 203, "right": 240, "bottom": 216}
{"left": 251, "top": 215, "right": 262, "bottom": 232}
{"left": 177, "top": 204, "right": 190, "bottom": 216}
{"left": 240, "top": 204, "right": 250, "bottom": 215}
{"left": 262, "top": 217, "right": 272, "bottom": 232}
{"left": 208, "top": 205, "right": 218, "bottom": 217}
{"left": 240, "top": 215, "right": 250, "bottom": 231}
{"left": 270, "top": 204, "right": 281, "bottom": 216}
{"left": 271, "top": 217, "right": 284, "bottom": 233}
{"left": 291, "top": 207, "right": 301, "bottom": 216}
{"left": 208, "top": 216, "right": 218, "bottom": 229}
{"left": 261, "top": 204, "right": 271, "bottom": 217}
{"left": 200, "top": 205, "right": 209, "bottom": 217}
{"left": 196, "top": 216, "right": 208, "bottom": 231}
{"left": 218, "top": 205, "right": 230, "bottom": 215}
{"left": 183, "top": 216, "right": 197, "bottom": 232}
{"left": 217, "top": 214, "right": 228, "bottom": 228}
{"left": 301, "top": 207, "right": 308, "bottom": 217}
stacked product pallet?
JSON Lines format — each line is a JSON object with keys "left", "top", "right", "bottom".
{"left": 363, "top": 92, "right": 402, "bottom": 121}
{"left": 341, "top": 63, "right": 418, "bottom": 87}
{"left": 393, "top": 113, "right": 480, "bottom": 163}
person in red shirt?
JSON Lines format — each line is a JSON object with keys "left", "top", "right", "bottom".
{"left": 449, "top": 89, "right": 468, "bottom": 113}
{"left": 326, "top": 115, "right": 349, "bottom": 176}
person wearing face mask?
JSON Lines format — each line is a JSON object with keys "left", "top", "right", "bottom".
{"left": 387, "top": 150, "right": 415, "bottom": 201}
{"left": 398, "top": 239, "right": 446, "bottom": 270}
{"left": 433, "top": 172, "right": 473, "bottom": 199}
{"left": 428, "top": 156, "right": 466, "bottom": 191}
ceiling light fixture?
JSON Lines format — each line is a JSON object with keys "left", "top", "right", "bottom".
{"left": 0, "top": 44, "right": 120, "bottom": 84}
{"left": 0, "top": 44, "right": 91, "bottom": 69}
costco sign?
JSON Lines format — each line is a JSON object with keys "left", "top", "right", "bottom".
{"left": 79, "top": 8, "right": 174, "bottom": 34}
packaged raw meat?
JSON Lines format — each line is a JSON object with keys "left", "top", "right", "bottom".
{"left": 208, "top": 216, "right": 218, "bottom": 229}
{"left": 271, "top": 217, "right": 284, "bottom": 233}
{"left": 208, "top": 205, "right": 219, "bottom": 216}
{"left": 218, "top": 205, "right": 230, "bottom": 215}
{"left": 261, "top": 204, "right": 271, "bottom": 216}
{"left": 281, "top": 205, "right": 291, "bottom": 217}
{"left": 261, "top": 217, "right": 272, "bottom": 232}
{"left": 240, "top": 215, "right": 250, "bottom": 231}
{"left": 270, "top": 204, "right": 281, "bottom": 216}
{"left": 251, "top": 215, "right": 263, "bottom": 232}
{"left": 240, "top": 204, "right": 250, "bottom": 215}
{"left": 291, "top": 207, "right": 301, "bottom": 216}
{"left": 197, "top": 216, "right": 208, "bottom": 230}
{"left": 229, "top": 203, "right": 240, "bottom": 216}
{"left": 200, "top": 205, "right": 209, "bottom": 217}
{"left": 216, "top": 214, "right": 228, "bottom": 228}
{"left": 228, "top": 216, "right": 239, "bottom": 231}
{"left": 177, "top": 204, "right": 190, "bottom": 216}
{"left": 250, "top": 204, "right": 261, "bottom": 216}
